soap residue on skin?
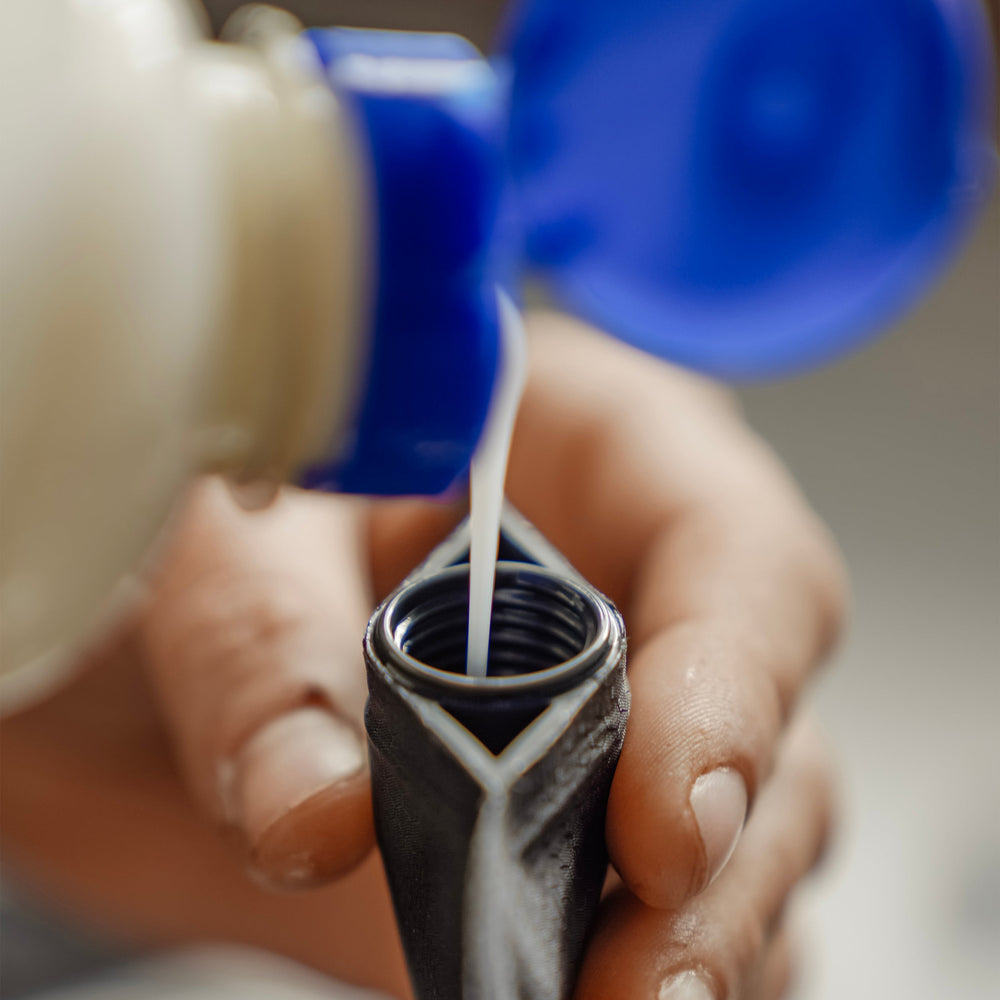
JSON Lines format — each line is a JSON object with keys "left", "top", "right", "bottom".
{"left": 466, "top": 291, "right": 527, "bottom": 677}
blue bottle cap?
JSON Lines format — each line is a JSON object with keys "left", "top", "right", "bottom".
{"left": 300, "top": 4, "right": 995, "bottom": 496}
{"left": 302, "top": 29, "right": 505, "bottom": 495}
{"left": 501, "top": 0, "right": 996, "bottom": 378}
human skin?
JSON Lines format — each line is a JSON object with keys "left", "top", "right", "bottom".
{"left": 0, "top": 312, "right": 846, "bottom": 1000}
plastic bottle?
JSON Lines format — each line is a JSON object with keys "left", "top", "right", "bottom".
{"left": 0, "top": 0, "right": 503, "bottom": 706}
{"left": 364, "top": 507, "right": 627, "bottom": 1000}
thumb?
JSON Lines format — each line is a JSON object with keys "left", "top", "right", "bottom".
{"left": 141, "top": 479, "right": 375, "bottom": 890}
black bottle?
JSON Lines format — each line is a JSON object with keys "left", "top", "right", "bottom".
{"left": 364, "top": 508, "right": 630, "bottom": 1000}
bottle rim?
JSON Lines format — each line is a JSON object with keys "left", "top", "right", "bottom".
{"left": 370, "top": 560, "right": 622, "bottom": 700}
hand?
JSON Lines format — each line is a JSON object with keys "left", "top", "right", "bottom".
{"left": 0, "top": 311, "right": 846, "bottom": 1000}
{"left": 505, "top": 315, "right": 846, "bottom": 1000}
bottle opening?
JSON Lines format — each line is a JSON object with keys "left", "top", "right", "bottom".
{"left": 377, "top": 562, "right": 609, "bottom": 688}
{"left": 402, "top": 571, "right": 591, "bottom": 677}
{"left": 371, "top": 561, "right": 620, "bottom": 753}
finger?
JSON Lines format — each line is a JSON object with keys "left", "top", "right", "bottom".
{"left": 506, "top": 311, "right": 748, "bottom": 607}
{"left": 141, "top": 478, "right": 375, "bottom": 889}
{"left": 510, "top": 310, "right": 845, "bottom": 659}
{"left": 506, "top": 314, "right": 844, "bottom": 909}
{"left": 575, "top": 712, "right": 834, "bottom": 1000}
{"left": 745, "top": 923, "right": 797, "bottom": 1000}
{"left": 605, "top": 421, "right": 843, "bottom": 909}
{"left": 606, "top": 532, "right": 839, "bottom": 913}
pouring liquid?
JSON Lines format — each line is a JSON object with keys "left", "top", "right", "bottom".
{"left": 466, "top": 292, "right": 527, "bottom": 677}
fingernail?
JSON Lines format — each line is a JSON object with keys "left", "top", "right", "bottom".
{"left": 225, "top": 706, "right": 366, "bottom": 846}
{"left": 690, "top": 767, "right": 747, "bottom": 890}
{"left": 658, "top": 970, "right": 715, "bottom": 1000}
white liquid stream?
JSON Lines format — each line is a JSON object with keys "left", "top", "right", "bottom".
{"left": 466, "top": 291, "right": 527, "bottom": 677}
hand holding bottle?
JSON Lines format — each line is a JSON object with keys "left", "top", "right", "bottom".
{"left": 1, "top": 315, "right": 845, "bottom": 1000}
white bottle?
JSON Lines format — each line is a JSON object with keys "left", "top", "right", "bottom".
{"left": 0, "top": 0, "right": 504, "bottom": 707}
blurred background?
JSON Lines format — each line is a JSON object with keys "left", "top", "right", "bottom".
{"left": 744, "top": 190, "right": 999, "bottom": 1000}
{"left": 1, "top": 2, "right": 997, "bottom": 999}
